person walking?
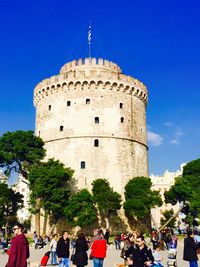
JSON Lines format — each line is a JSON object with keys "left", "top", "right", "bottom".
{"left": 50, "top": 234, "right": 58, "bottom": 265}
{"left": 183, "top": 230, "right": 199, "bottom": 267}
{"left": 126, "top": 235, "right": 154, "bottom": 267}
{"left": 73, "top": 232, "right": 88, "bottom": 267}
{"left": 5, "top": 222, "right": 30, "bottom": 267}
{"left": 90, "top": 229, "right": 107, "bottom": 267}
{"left": 56, "top": 231, "right": 70, "bottom": 267}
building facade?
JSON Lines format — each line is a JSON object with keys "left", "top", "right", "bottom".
{"left": 34, "top": 58, "right": 148, "bottom": 194}
{"left": 150, "top": 164, "right": 185, "bottom": 228}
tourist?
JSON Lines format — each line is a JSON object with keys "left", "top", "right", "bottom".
{"left": 126, "top": 235, "right": 154, "bottom": 267}
{"left": 5, "top": 222, "right": 30, "bottom": 267}
{"left": 50, "top": 233, "right": 58, "bottom": 265}
{"left": 73, "top": 232, "right": 88, "bottom": 267}
{"left": 90, "top": 229, "right": 107, "bottom": 267}
{"left": 56, "top": 231, "right": 70, "bottom": 267}
{"left": 183, "top": 230, "right": 199, "bottom": 267}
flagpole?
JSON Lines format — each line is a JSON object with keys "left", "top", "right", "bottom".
{"left": 88, "top": 21, "right": 92, "bottom": 59}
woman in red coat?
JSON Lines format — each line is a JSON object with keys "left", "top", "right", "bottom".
{"left": 5, "top": 223, "right": 30, "bottom": 267}
{"left": 90, "top": 229, "right": 107, "bottom": 267}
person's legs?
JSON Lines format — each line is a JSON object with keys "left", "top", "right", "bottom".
{"left": 93, "top": 257, "right": 101, "bottom": 267}
{"left": 51, "top": 251, "right": 57, "bottom": 265}
{"left": 189, "top": 261, "right": 198, "bottom": 267}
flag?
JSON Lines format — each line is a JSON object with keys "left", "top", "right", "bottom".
{"left": 88, "top": 25, "right": 91, "bottom": 45}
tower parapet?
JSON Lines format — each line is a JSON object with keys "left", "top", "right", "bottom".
{"left": 34, "top": 58, "right": 148, "bottom": 107}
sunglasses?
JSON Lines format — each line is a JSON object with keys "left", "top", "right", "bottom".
{"left": 13, "top": 227, "right": 19, "bottom": 231}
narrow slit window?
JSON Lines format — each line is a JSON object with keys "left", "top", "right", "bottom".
{"left": 94, "top": 139, "right": 99, "bottom": 147}
{"left": 86, "top": 99, "right": 90, "bottom": 104}
{"left": 81, "top": 161, "right": 86, "bottom": 169}
{"left": 67, "top": 101, "right": 71, "bottom": 106}
{"left": 48, "top": 105, "right": 51, "bottom": 111}
{"left": 121, "top": 117, "right": 124, "bottom": 123}
{"left": 119, "top": 103, "right": 123, "bottom": 109}
{"left": 60, "top": 125, "right": 64, "bottom": 131}
{"left": 95, "top": 117, "right": 99, "bottom": 124}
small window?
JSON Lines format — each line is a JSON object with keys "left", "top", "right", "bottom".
{"left": 86, "top": 99, "right": 90, "bottom": 104}
{"left": 121, "top": 117, "right": 124, "bottom": 123}
{"left": 67, "top": 101, "right": 71, "bottom": 106}
{"left": 95, "top": 117, "right": 99, "bottom": 124}
{"left": 81, "top": 161, "right": 86, "bottom": 169}
{"left": 119, "top": 103, "right": 123, "bottom": 109}
{"left": 94, "top": 139, "right": 99, "bottom": 147}
{"left": 60, "top": 125, "right": 64, "bottom": 131}
{"left": 48, "top": 105, "right": 51, "bottom": 111}
{"left": 38, "top": 131, "right": 40, "bottom": 136}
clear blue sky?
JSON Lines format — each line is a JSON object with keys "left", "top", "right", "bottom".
{"left": 0, "top": 0, "right": 200, "bottom": 175}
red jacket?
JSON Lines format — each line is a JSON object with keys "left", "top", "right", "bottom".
{"left": 91, "top": 239, "right": 107, "bottom": 259}
{"left": 6, "top": 234, "right": 30, "bottom": 267}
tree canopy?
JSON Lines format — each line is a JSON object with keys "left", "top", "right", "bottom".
{"left": 64, "top": 189, "right": 98, "bottom": 227}
{"left": 28, "top": 158, "right": 74, "bottom": 220}
{"left": 123, "top": 176, "right": 162, "bottom": 219}
{"left": 0, "top": 183, "right": 24, "bottom": 227}
{"left": 92, "top": 179, "right": 122, "bottom": 216}
{"left": 165, "top": 158, "right": 200, "bottom": 217}
{"left": 0, "top": 130, "right": 45, "bottom": 177}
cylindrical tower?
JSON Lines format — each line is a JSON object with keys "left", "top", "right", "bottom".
{"left": 34, "top": 58, "right": 148, "bottom": 194}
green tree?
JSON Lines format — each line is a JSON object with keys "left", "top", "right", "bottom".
{"left": 92, "top": 179, "right": 122, "bottom": 228}
{"left": 165, "top": 159, "right": 200, "bottom": 208}
{"left": 28, "top": 159, "right": 74, "bottom": 235}
{"left": 123, "top": 176, "right": 162, "bottom": 231}
{"left": 160, "top": 209, "right": 176, "bottom": 228}
{"left": 0, "top": 183, "right": 24, "bottom": 236}
{"left": 0, "top": 130, "right": 45, "bottom": 177}
{"left": 164, "top": 159, "right": 200, "bottom": 227}
{"left": 64, "top": 189, "right": 98, "bottom": 227}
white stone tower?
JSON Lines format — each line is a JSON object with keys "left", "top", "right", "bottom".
{"left": 34, "top": 58, "right": 148, "bottom": 194}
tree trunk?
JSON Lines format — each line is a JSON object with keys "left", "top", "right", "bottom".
{"left": 42, "top": 211, "right": 48, "bottom": 236}
{"left": 35, "top": 198, "right": 41, "bottom": 236}
{"left": 105, "top": 217, "right": 110, "bottom": 229}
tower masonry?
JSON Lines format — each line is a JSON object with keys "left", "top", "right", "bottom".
{"left": 34, "top": 58, "right": 148, "bottom": 194}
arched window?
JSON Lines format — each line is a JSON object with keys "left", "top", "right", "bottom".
{"left": 95, "top": 117, "right": 99, "bottom": 124}
{"left": 119, "top": 103, "right": 123, "bottom": 109}
{"left": 121, "top": 117, "right": 124, "bottom": 123}
{"left": 48, "top": 105, "right": 51, "bottom": 111}
{"left": 86, "top": 99, "right": 90, "bottom": 104}
{"left": 94, "top": 139, "right": 99, "bottom": 147}
{"left": 80, "top": 161, "right": 86, "bottom": 169}
{"left": 60, "top": 125, "right": 64, "bottom": 131}
{"left": 67, "top": 101, "right": 71, "bottom": 106}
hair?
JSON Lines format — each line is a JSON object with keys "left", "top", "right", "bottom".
{"left": 78, "top": 232, "right": 86, "bottom": 239}
{"left": 62, "top": 231, "right": 68, "bottom": 236}
{"left": 187, "top": 230, "right": 193, "bottom": 237}
{"left": 14, "top": 222, "right": 24, "bottom": 230}
{"left": 53, "top": 234, "right": 58, "bottom": 238}
{"left": 137, "top": 235, "right": 145, "bottom": 241}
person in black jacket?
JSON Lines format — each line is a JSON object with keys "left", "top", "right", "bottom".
{"left": 183, "top": 230, "right": 199, "bottom": 267}
{"left": 126, "top": 235, "right": 154, "bottom": 267}
{"left": 56, "top": 231, "right": 70, "bottom": 267}
{"left": 73, "top": 232, "right": 88, "bottom": 267}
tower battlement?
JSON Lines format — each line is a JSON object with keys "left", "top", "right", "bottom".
{"left": 34, "top": 58, "right": 148, "bottom": 107}
{"left": 60, "top": 58, "right": 122, "bottom": 74}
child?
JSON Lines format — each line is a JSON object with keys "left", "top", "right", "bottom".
{"left": 152, "top": 245, "right": 164, "bottom": 267}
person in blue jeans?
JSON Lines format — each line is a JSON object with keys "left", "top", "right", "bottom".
{"left": 56, "top": 231, "right": 70, "bottom": 267}
{"left": 183, "top": 230, "right": 199, "bottom": 267}
{"left": 90, "top": 229, "right": 107, "bottom": 267}
{"left": 50, "top": 234, "right": 58, "bottom": 265}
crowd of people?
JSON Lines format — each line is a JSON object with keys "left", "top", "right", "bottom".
{"left": 2, "top": 222, "right": 200, "bottom": 267}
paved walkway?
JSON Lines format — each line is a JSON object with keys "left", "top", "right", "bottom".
{"left": 0, "top": 240, "right": 196, "bottom": 267}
